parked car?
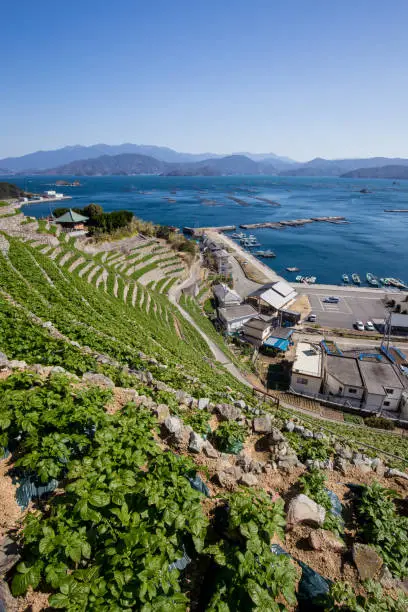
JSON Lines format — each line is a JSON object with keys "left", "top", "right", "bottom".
{"left": 366, "top": 321, "right": 375, "bottom": 331}
{"left": 308, "top": 313, "right": 317, "bottom": 322}
{"left": 323, "top": 296, "right": 340, "bottom": 303}
{"left": 355, "top": 321, "right": 365, "bottom": 331}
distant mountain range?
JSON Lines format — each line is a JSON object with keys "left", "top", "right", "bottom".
{"left": 40, "top": 154, "right": 277, "bottom": 177}
{"left": 1, "top": 144, "right": 408, "bottom": 177}
{"left": 341, "top": 165, "right": 408, "bottom": 179}
{"left": 0, "top": 144, "right": 296, "bottom": 173}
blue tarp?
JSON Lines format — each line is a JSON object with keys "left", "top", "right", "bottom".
{"left": 264, "top": 337, "right": 290, "bottom": 351}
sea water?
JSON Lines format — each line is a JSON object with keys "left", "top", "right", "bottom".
{"left": 15, "top": 175, "right": 408, "bottom": 286}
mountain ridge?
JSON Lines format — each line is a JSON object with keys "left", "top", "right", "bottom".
{"left": 39, "top": 153, "right": 277, "bottom": 176}
{"left": 341, "top": 165, "right": 408, "bottom": 179}
{"left": 0, "top": 144, "right": 295, "bottom": 172}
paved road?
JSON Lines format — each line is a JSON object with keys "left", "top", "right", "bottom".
{"left": 168, "top": 258, "right": 251, "bottom": 387}
{"left": 229, "top": 255, "right": 261, "bottom": 298}
{"left": 294, "top": 330, "right": 408, "bottom": 352}
{"left": 299, "top": 286, "right": 391, "bottom": 329}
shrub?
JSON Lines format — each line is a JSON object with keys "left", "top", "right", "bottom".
{"left": 365, "top": 416, "right": 395, "bottom": 430}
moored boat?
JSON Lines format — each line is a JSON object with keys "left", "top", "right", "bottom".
{"left": 286, "top": 267, "right": 299, "bottom": 272}
{"left": 342, "top": 274, "right": 349, "bottom": 283}
{"left": 254, "top": 249, "right": 276, "bottom": 258}
{"left": 295, "top": 275, "right": 303, "bottom": 282}
{"left": 352, "top": 273, "right": 361, "bottom": 285}
{"left": 366, "top": 273, "right": 379, "bottom": 287}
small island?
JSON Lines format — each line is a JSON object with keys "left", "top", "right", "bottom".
{"left": 55, "top": 180, "right": 81, "bottom": 186}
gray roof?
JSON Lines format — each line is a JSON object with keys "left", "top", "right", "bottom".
{"left": 218, "top": 304, "right": 258, "bottom": 322}
{"left": 326, "top": 355, "right": 363, "bottom": 388}
{"left": 272, "top": 280, "right": 295, "bottom": 298}
{"left": 248, "top": 281, "right": 297, "bottom": 310}
{"left": 358, "top": 361, "right": 405, "bottom": 395}
{"left": 243, "top": 318, "right": 270, "bottom": 331}
{"left": 390, "top": 313, "right": 408, "bottom": 328}
{"left": 213, "top": 284, "right": 241, "bottom": 304}
{"left": 213, "top": 249, "right": 229, "bottom": 259}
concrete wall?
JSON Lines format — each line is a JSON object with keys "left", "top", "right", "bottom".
{"left": 223, "top": 316, "right": 254, "bottom": 333}
{"left": 324, "top": 373, "right": 364, "bottom": 401}
{"left": 291, "top": 372, "right": 322, "bottom": 395}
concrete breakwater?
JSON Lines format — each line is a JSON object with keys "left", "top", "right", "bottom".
{"left": 240, "top": 216, "right": 346, "bottom": 230}
{"left": 183, "top": 225, "right": 236, "bottom": 236}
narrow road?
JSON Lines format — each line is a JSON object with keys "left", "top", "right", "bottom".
{"left": 168, "top": 258, "right": 251, "bottom": 387}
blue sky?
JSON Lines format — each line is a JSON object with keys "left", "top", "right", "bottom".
{"left": 2, "top": 0, "right": 408, "bottom": 160}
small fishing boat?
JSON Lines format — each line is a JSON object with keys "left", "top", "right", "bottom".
{"left": 342, "top": 274, "right": 349, "bottom": 283}
{"left": 380, "top": 278, "right": 391, "bottom": 286}
{"left": 366, "top": 273, "right": 379, "bottom": 287}
{"left": 352, "top": 273, "right": 361, "bottom": 285}
{"left": 305, "top": 276, "right": 317, "bottom": 284}
{"left": 232, "top": 231, "right": 246, "bottom": 239}
{"left": 295, "top": 275, "right": 303, "bottom": 282}
{"left": 247, "top": 241, "right": 261, "bottom": 248}
{"left": 387, "top": 278, "right": 408, "bottom": 289}
{"left": 286, "top": 267, "right": 299, "bottom": 272}
{"left": 254, "top": 249, "right": 276, "bottom": 258}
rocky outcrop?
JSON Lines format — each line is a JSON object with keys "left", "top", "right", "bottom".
{"left": 252, "top": 414, "right": 274, "bottom": 434}
{"left": 352, "top": 543, "right": 383, "bottom": 580}
{"left": 83, "top": 372, "right": 115, "bottom": 388}
{"left": 309, "top": 529, "right": 346, "bottom": 553}
{"left": 216, "top": 404, "right": 243, "bottom": 422}
{"left": 287, "top": 494, "right": 326, "bottom": 528}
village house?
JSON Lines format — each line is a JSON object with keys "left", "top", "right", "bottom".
{"left": 217, "top": 304, "right": 258, "bottom": 334}
{"left": 213, "top": 283, "right": 242, "bottom": 308}
{"left": 291, "top": 342, "right": 323, "bottom": 394}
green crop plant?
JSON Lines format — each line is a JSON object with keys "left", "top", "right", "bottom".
{"left": 298, "top": 469, "right": 344, "bottom": 535}
{"left": 205, "top": 489, "right": 297, "bottom": 611}
{"left": 321, "top": 579, "right": 408, "bottom": 611}
{"left": 285, "top": 431, "right": 330, "bottom": 463}
{"left": 212, "top": 421, "right": 247, "bottom": 453}
{"left": 354, "top": 482, "right": 408, "bottom": 579}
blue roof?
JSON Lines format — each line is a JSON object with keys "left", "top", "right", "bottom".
{"left": 263, "top": 337, "right": 290, "bottom": 351}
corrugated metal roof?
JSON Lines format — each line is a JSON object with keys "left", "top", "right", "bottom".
{"left": 272, "top": 280, "right": 295, "bottom": 298}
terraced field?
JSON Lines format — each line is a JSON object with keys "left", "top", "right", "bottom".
{"left": 0, "top": 219, "right": 408, "bottom": 611}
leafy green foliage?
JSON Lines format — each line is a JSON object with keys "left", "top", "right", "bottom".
{"left": 181, "top": 409, "right": 211, "bottom": 435}
{"left": 354, "top": 482, "right": 408, "bottom": 579}
{"left": 205, "top": 489, "right": 296, "bottom": 611}
{"left": 364, "top": 416, "right": 395, "bottom": 431}
{"left": 298, "top": 469, "right": 344, "bottom": 535}
{"left": 212, "top": 421, "right": 247, "bottom": 453}
{"left": 285, "top": 431, "right": 330, "bottom": 463}
{"left": 0, "top": 372, "right": 111, "bottom": 482}
{"left": 321, "top": 579, "right": 408, "bottom": 611}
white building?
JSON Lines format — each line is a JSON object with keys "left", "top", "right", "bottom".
{"left": 324, "top": 355, "right": 365, "bottom": 406}
{"left": 217, "top": 304, "right": 258, "bottom": 334}
{"left": 291, "top": 342, "right": 323, "bottom": 394}
{"left": 358, "top": 361, "right": 406, "bottom": 412}
{"left": 248, "top": 280, "right": 297, "bottom": 314}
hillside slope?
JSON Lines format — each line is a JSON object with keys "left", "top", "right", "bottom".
{"left": 341, "top": 165, "right": 408, "bottom": 179}
{"left": 0, "top": 220, "right": 408, "bottom": 610}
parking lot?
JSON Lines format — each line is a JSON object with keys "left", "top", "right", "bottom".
{"left": 300, "top": 287, "right": 389, "bottom": 330}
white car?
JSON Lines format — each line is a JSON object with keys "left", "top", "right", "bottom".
{"left": 366, "top": 321, "right": 375, "bottom": 331}
{"left": 355, "top": 321, "right": 365, "bottom": 331}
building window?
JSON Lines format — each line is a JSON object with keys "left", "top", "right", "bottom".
{"left": 348, "top": 388, "right": 357, "bottom": 394}
{"left": 385, "top": 388, "right": 394, "bottom": 395}
{"left": 338, "top": 387, "right": 343, "bottom": 393}
{"left": 297, "top": 377, "right": 308, "bottom": 385}
{"left": 383, "top": 401, "right": 390, "bottom": 407}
